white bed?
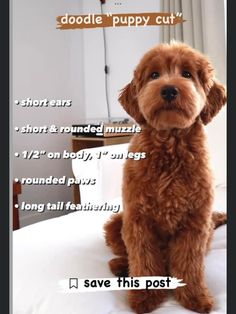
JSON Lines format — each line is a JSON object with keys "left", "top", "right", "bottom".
{"left": 13, "top": 144, "right": 226, "bottom": 314}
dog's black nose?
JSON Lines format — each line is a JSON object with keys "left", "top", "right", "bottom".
{"left": 161, "top": 86, "right": 178, "bottom": 101}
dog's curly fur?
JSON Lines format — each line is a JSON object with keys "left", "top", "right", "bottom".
{"left": 104, "top": 42, "right": 226, "bottom": 314}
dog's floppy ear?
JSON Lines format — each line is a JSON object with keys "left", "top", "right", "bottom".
{"left": 119, "top": 79, "right": 146, "bottom": 124}
{"left": 200, "top": 80, "right": 226, "bottom": 125}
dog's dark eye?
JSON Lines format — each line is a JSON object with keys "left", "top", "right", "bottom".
{"left": 150, "top": 72, "right": 160, "bottom": 80}
{"left": 182, "top": 71, "right": 192, "bottom": 78}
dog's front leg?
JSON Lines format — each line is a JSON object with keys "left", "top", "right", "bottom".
{"left": 122, "top": 216, "right": 167, "bottom": 314}
{"left": 169, "top": 228, "right": 214, "bottom": 313}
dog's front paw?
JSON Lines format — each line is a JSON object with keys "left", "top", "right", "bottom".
{"left": 128, "top": 290, "right": 166, "bottom": 314}
{"left": 175, "top": 287, "right": 214, "bottom": 313}
{"left": 109, "top": 257, "right": 128, "bottom": 277}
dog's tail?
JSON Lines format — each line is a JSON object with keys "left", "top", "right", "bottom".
{"left": 212, "top": 212, "right": 227, "bottom": 229}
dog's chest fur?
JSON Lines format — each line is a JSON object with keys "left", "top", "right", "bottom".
{"left": 123, "top": 121, "right": 213, "bottom": 234}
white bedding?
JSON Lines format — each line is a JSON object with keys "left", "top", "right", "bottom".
{"left": 13, "top": 187, "right": 226, "bottom": 314}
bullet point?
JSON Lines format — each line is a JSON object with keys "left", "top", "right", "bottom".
{"left": 14, "top": 152, "right": 20, "bottom": 157}
{"left": 14, "top": 178, "right": 19, "bottom": 182}
{"left": 15, "top": 127, "right": 19, "bottom": 132}
{"left": 15, "top": 204, "right": 19, "bottom": 208}
{"left": 15, "top": 100, "right": 19, "bottom": 105}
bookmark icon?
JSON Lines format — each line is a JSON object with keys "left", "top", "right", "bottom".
{"left": 69, "top": 278, "right": 78, "bottom": 289}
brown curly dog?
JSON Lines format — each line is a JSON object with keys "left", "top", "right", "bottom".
{"left": 104, "top": 42, "right": 226, "bottom": 314}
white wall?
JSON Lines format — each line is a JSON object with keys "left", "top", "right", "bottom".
{"left": 202, "top": 0, "right": 226, "bottom": 85}
{"left": 83, "top": 0, "right": 161, "bottom": 119}
{"left": 13, "top": 0, "right": 85, "bottom": 226}
{"left": 201, "top": 0, "right": 227, "bottom": 185}
{"left": 13, "top": 0, "right": 162, "bottom": 227}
